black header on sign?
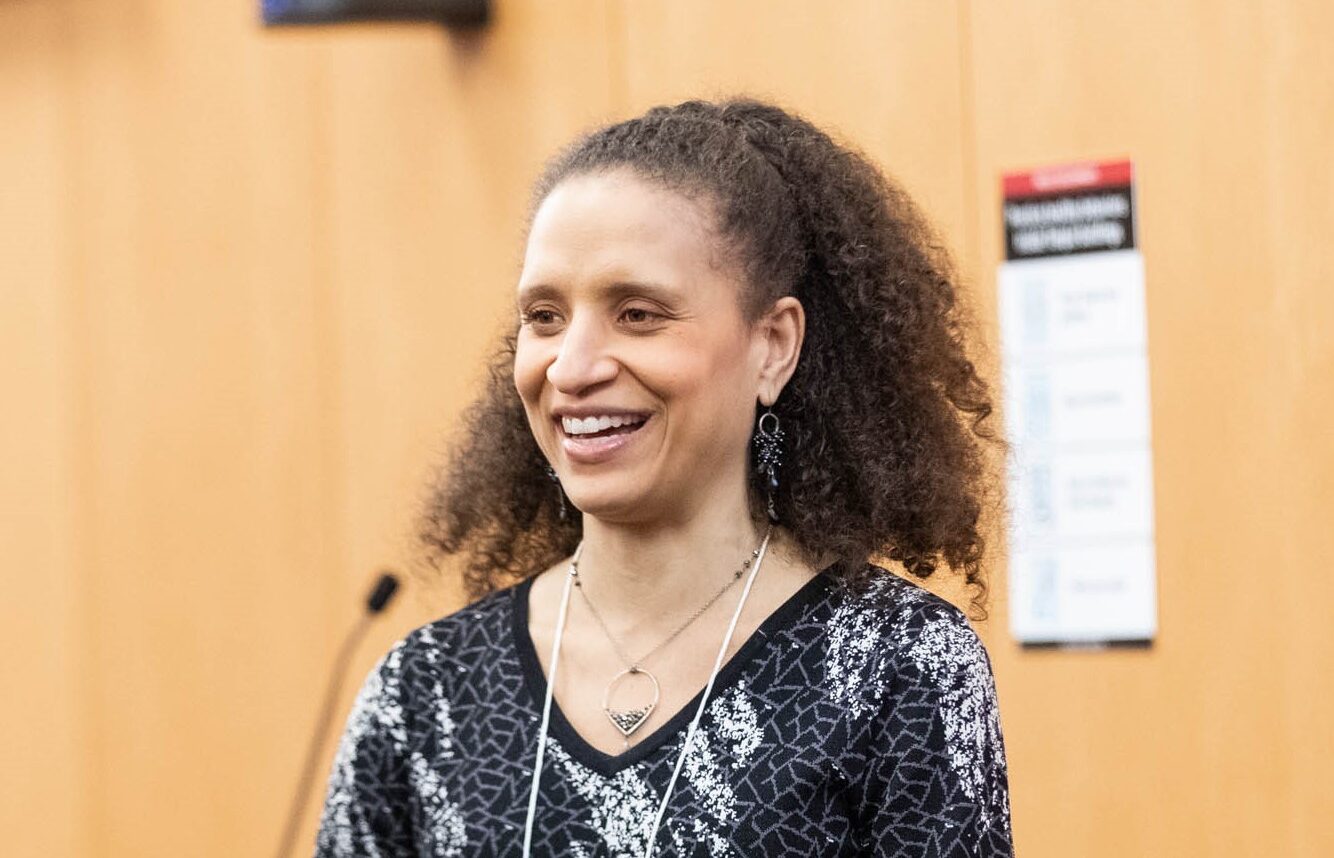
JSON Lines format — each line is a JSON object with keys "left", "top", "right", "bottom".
{"left": 1003, "top": 185, "right": 1136, "bottom": 260}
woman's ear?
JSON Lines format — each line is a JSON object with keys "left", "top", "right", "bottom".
{"left": 757, "top": 296, "right": 805, "bottom": 406}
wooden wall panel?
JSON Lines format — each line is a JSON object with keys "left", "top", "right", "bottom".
{"left": 967, "top": 2, "right": 1334, "bottom": 856}
{"left": 57, "top": 4, "right": 352, "bottom": 853}
{"left": 0, "top": 4, "right": 88, "bottom": 857}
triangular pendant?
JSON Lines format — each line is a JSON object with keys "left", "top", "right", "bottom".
{"left": 606, "top": 705, "right": 654, "bottom": 737}
{"left": 602, "top": 667, "right": 661, "bottom": 739}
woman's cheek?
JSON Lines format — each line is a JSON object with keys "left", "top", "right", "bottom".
{"left": 512, "top": 342, "right": 549, "bottom": 403}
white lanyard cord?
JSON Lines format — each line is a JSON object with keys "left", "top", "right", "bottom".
{"left": 521, "top": 540, "right": 583, "bottom": 858}
{"left": 640, "top": 525, "right": 772, "bottom": 858}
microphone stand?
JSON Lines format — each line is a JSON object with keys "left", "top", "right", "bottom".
{"left": 274, "top": 573, "right": 400, "bottom": 858}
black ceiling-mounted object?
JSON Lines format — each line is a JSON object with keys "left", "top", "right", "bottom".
{"left": 262, "top": 0, "right": 490, "bottom": 28}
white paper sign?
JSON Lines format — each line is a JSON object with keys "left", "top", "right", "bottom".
{"left": 999, "top": 160, "right": 1158, "bottom": 647}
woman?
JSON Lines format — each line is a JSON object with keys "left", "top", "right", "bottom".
{"left": 315, "top": 97, "right": 1013, "bottom": 857}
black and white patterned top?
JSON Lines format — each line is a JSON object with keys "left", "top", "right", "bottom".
{"left": 313, "top": 563, "right": 1014, "bottom": 857}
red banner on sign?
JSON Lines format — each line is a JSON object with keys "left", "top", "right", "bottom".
{"left": 1003, "top": 159, "right": 1133, "bottom": 199}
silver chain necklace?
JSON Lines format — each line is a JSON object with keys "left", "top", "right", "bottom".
{"left": 572, "top": 541, "right": 763, "bottom": 745}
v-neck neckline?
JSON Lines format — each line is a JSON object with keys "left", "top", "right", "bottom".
{"left": 511, "top": 563, "right": 835, "bottom": 776}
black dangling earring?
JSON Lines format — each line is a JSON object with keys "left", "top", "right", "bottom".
{"left": 543, "top": 462, "right": 568, "bottom": 521}
{"left": 753, "top": 406, "right": 785, "bottom": 523}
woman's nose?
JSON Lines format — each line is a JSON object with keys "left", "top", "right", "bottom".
{"left": 545, "top": 315, "right": 618, "bottom": 393}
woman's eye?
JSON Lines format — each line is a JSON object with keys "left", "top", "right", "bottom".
{"left": 520, "top": 309, "right": 559, "bottom": 326}
{"left": 621, "top": 307, "right": 662, "bottom": 324}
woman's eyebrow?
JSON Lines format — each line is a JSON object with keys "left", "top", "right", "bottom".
{"left": 602, "top": 280, "right": 681, "bottom": 304}
{"left": 516, "top": 280, "right": 680, "bottom": 307}
{"left": 515, "top": 283, "right": 561, "bottom": 307}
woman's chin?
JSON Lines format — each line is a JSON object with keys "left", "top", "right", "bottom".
{"left": 563, "top": 486, "right": 659, "bottom": 525}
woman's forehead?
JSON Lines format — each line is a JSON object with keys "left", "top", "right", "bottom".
{"left": 520, "top": 171, "right": 726, "bottom": 290}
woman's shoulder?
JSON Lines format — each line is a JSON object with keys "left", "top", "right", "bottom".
{"left": 819, "top": 564, "right": 997, "bottom": 718}
{"left": 371, "top": 580, "right": 525, "bottom": 685}
{"left": 823, "top": 567, "right": 1013, "bottom": 852}
{"left": 824, "top": 563, "right": 979, "bottom": 642}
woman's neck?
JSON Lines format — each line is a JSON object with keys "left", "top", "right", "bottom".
{"left": 574, "top": 503, "right": 774, "bottom": 622}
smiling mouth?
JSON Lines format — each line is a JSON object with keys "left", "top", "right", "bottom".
{"left": 561, "top": 421, "right": 647, "bottom": 439}
{"left": 554, "top": 416, "right": 652, "bottom": 464}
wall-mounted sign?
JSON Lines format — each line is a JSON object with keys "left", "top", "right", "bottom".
{"left": 998, "top": 159, "right": 1158, "bottom": 648}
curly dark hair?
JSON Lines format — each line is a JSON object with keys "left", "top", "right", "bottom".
{"left": 415, "top": 96, "right": 1006, "bottom": 620}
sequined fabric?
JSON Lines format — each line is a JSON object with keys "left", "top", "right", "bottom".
{"left": 313, "top": 564, "right": 1014, "bottom": 856}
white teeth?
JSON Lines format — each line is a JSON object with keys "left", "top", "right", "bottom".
{"left": 561, "top": 414, "right": 647, "bottom": 435}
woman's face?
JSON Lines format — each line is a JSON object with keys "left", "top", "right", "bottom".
{"left": 514, "top": 169, "right": 767, "bottom": 525}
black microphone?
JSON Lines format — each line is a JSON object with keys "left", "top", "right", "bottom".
{"left": 274, "top": 571, "right": 403, "bottom": 858}
{"left": 366, "top": 572, "right": 399, "bottom": 614}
